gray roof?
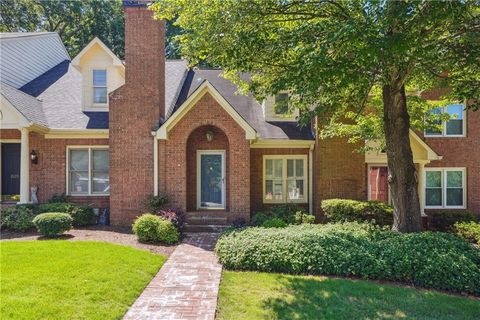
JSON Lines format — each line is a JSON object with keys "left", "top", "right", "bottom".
{"left": 172, "top": 69, "right": 313, "bottom": 140}
{"left": 0, "top": 82, "right": 48, "bottom": 126}
{"left": 165, "top": 60, "right": 188, "bottom": 118}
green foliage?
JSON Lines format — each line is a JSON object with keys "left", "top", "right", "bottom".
{"left": 48, "top": 193, "right": 67, "bottom": 203}
{"left": 0, "top": 206, "right": 36, "bottom": 231}
{"left": 294, "top": 211, "right": 316, "bottom": 224}
{"left": 252, "top": 204, "right": 314, "bottom": 227}
{"left": 144, "top": 194, "right": 169, "bottom": 212}
{"left": 215, "top": 223, "right": 480, "bottom": 295}
{"left": 429, "top": 211, "right": 478, "bottom": 232}
{"left": 36, "top": 203, "right": 95, "bottom": 227}
{"left": 32, "top": 212, "right": 73, "bottom": 237}
{"left": 453, "top": 221, "right": 480, "bottom": 244}
{"left": 261, "top": 218, "right": 287, "bottom": 228}
{"left": 321, "top": 199, "right": 393, "bottom": 226}
{"left": 132, "top": 213, "right": 179, "bottom": 244}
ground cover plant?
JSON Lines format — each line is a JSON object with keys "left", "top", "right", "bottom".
{"left": 217, "top": 271, "right": 480, "bottom": 320}
{"left": 1, "top": 241, "right": 165, "bottom": 320}
{"left": 216, "top": 223, "right": 480, "bottom": 295}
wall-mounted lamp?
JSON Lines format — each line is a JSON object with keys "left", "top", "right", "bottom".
{"left": 206, "top": 130, "right": 214, "bottom": 142}
{"left": 30, "top": 150, "right": 38, "bottom": 165}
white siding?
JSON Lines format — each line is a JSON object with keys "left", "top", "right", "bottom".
{"left": 0, "top": 33, "right": 70, "bottom": 89}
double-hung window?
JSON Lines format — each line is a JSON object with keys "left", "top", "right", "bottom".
{"left": 264, "top": 155, "right": 307, "bottom": 203}
{"left": 68, "top": 147, "right": 109, "bottom": 195}
{"left": 425, "top": 168, "right": 465, "bottom": 209}
{"left": 425, "top": 104, "right": 465, "bottom": 137}
{"left": 93, "top": 69, "right": 107, "bottom": 104}
{"left": 274, "top": 93, "right": 289, "bottom": 115}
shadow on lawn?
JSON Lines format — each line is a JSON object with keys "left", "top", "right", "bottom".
{"left": 261, "top": 275, "right": 466, "bottom": 320}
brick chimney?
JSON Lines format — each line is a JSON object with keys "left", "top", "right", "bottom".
{"left": 109, "top": 0, "right": 166, "bottom": 225}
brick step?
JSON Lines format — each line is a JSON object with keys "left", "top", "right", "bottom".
{"left": 186, "top": 216, "right": 228, "bottom": 225}
{"left": 183, "top": 223, "right": 230, "bottom": 233}
{"left": 186, "top": 211, "right": 228, "bottom": 218}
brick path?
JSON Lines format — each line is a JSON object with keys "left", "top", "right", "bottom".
{"left": 123, "top": 233, "right": 222, "bottom": 320}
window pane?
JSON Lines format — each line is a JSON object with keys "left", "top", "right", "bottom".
{"left": 446, "top": 171, "right": 462, "bottom": 188}
{"left": 288, "top": 179, "right": 304, "bottom": 200}
{"left": 94, "top": 87, "right": 107, "bottom": 104}
{"left": 425, "top": 108, "right": 442, "bottom": 135}
{"left": 69, "top": 150, "right": 88, "bottom": 171}
{"left": 446, "top": 104, "right": 463, "bottom": 119}
{"left": 93, "top": 70, "right": 107, "bottom": 86}
{"left": 92, "top": 172, "right": 109, "bottom": 193}
{"left": 274, "top": 93, "right": 289, "bottom": 114}
{"left": 446, "top": 119, "right": 463, "bottom": 135}
{"left": 295, "top": 159, "right": 304, "bottom": 178}
{"left": 273, "top": 181, "right": 283, "bottom": 200}
{"left": 93, "top": 150, "right": 109, "bottom": 171}
{"left": 425, "top": 188, "right": 442, "bottom": 206}
{"left": 446, "top": 188, "right": 463, "bottom": 206}
{"left": 70, "top": 171, "right": 88, "bottom": 194}
{"left": 426, "top": 171, "right": 441, "bottom": 188}
{"left": 265, "top": 180, "right": 273, "bottom": 200}
{"left": 265, "top": 160, "right": 273, "bottom": 177}
{"left": 287, "top": 160, "right": 294, "bottom": 177}
{"left": 274, "top": 159, "right": 282, "bottom": 178}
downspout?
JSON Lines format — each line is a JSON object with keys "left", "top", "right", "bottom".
{"left": 152, "top": 131, "right": 158, "bottom": 196}
{"left": 309, "top": 145, "right": 314, "bottom": 215}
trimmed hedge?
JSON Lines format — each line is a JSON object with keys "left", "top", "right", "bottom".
{"left": 321, "top": 199, "right": 393, "bottom": 226}
{"left": 36, "top": 203, "right": 95, "bottom": 227}
{"left": 428, "top": 211, "right": 478, "bottom": 232}
{"left": 32, "top": 212, "right": 73, "bottom": 237}
{"left": 0, "top": 206, "right": 36, "bottom": 231}
{"left": 132, "top": 213, "right": 179, "bottom": 244}
{"left": 454, "top": 221, "right": 480, "bottom": 244}
{"left": 215, "top": 223, "right": 480, "bottom": 295}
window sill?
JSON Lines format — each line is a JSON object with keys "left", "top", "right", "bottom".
{"left": 84, "top": 106, "right": 109, "bottom": 112}
{"left": 263, "top": 200, "right": 308, "bottom": 204}
{"left": 425, "top": 206, "right": 466, "bottom": 210}
{"left": 67, "top": 194, "right": 110, "bottom": 197}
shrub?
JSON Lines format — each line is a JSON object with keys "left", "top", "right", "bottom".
{"left": 0, "top": 206, "right": 36, "bottom": 231}
{"left": 252, "top": 204, "right": 312, "bottom": 226}
{"left": 429, "top": 211, "right": 478, "bottom": 232}
{"left": 32, "top": 212, "right": 73, "bottom": 237}
{"left": 157, "top": 208, "right": 185, "bottom": 229}
{"left": 294, "top": 211, "right": 316, "bottom": 224}
{"left": 132, "top": 213, "right": 179, "bottom": 244}
{"left": 231, "top": 217, "right": 247, "bottom": 228}
{"left": 321, "top": 199, "right": 393, "bottom": 226}
{"left": 453, "top": 221, "right": 480, "bottom": 244}
{"left": 36, "top": 203, "right": 95, "bottom": 227}
{"left": 145, "top": 194, "right": 169, "bottom": 212}
{"left": 215, "top": 223, "right": 480, "bottom": 295}
{"left": 251, "top": 212, "right": 269, "bottom": 226}
{"left": 261, "top": 218, "right": 287, "bottom": 228}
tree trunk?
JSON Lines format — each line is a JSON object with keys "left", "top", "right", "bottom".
{"left": 382, "top": 84, "right": 422, "bottom": 232}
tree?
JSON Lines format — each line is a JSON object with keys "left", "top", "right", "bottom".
{"left": 151, "top": 0, "right": 480, "bottom": 232}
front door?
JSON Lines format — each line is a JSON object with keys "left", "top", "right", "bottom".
{"left": 197, "top": 151, "right": 225, "bottom": 209}
{"left": 369, "top": 166, "right": 389, "bottom": 203}
{"left": 1, "top": 143, "right": 21, "bottom": 196}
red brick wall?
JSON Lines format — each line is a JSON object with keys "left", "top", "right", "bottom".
{"left": 158, "top": 92, "right": 250, "bottom": 222}
{"left": 250, "top": 148, "right": 310, "bottom": 214}
{"left": 109, "top": 5, "right": 165, "bottom": 225}
{"left": 0, "top": 129, "right": 21, "bottom": 139}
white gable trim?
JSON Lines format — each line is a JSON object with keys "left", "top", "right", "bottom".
{"left": 409, "top": 129, "right": 442, "bottom": 161}
{"left": 71, "top": 37, "right": 123, "bottom": 68}
{"left": 156, "top": 81, "right": 257, "bottom": 140}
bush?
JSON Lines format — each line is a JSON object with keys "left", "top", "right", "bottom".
{"left": 252, "top": 204, "right": 313, "bottom": 226}
{"left": 132, "top": 213, "right": 179, "bottom": 244}
{"left": 0, "top": 206, "right": 36, "bottom": 231}
{"left": 157, "top": 208, "right": 185, "bottom": 229}
{"left": 453, "top": 221, "right": 480, "bottom": 244}
{"left": 36, "top": 203, "right": 95, "bottom": 227}
{"left": 294, "top": 211, "right": 316, "bottom": 224}
{"left": 321, "top": 199, "right": 393, "bottom": 226}
{"left": 215, "top": 223, "right": 480, "bottom": 295}
{"left": 261, "top": 218, "right": 287, "bottom": 228}
{"left": 429, "top": 211, "right": 478, "bottom": 232}
{"left": 231, "top": 217, "right": 247, "bottom": 228}
{"left": 145, "top": 194, "right": 169, "bottom": 212}
{"left": 32, "top": 212, "right": 73, "bottom": 237}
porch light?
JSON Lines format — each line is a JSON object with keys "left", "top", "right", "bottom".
{"left": 206, "top": 130, "right": 214, "bottom": 142}
{"left": 30, "top": 150, "right": 38, "bottom": 165}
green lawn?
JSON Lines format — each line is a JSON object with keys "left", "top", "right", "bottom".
{"left": 1, "top": 241, "right": 165, "bottom": 320}
{"left": 217, "top": 271, "right": 480, "bottom": 320}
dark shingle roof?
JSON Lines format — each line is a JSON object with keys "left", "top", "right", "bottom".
{"left": 20, "top": 60, "right": 70, "bottom": 97}
{"left": 0, "top": 82, "right": 48, "bottom": 126}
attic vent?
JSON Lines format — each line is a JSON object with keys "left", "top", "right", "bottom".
{"left": 196, "top": 77, "right": 203, "bottom": 82}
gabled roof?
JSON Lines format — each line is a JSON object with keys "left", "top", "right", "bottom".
{"left": 71, "top": 37, "right": 123, "bottom": 67}
{"left": 409, "top": 129, "right": 442, "bottom": 161}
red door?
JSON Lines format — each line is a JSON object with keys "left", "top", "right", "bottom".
{"left": 369, "top": 166, "right": 389, "bottom": 203}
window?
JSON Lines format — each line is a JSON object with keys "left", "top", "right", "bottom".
{"left": 68, "top": 147, "right": 109, "bottom": 195}
{"left": 274, "top": 93, "right": 289, "bottom": 115}
{"left": 93, "top": 70, "right": 107, "bottom": 104}
{"left": 425, "top": 168, "right": 465, "bottom": 208}
{"left": 425, "top": 104, "right": 465, "bottom": 137}
{"left": 264, "top": 155, "right": 307, "bottom": 203}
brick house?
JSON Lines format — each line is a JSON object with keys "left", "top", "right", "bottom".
{"left": 1, "top": 2, "right": 478, "bottom": 228}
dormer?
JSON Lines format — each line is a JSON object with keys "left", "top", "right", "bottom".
{"left": 71, "top": 37, "right": 125, "bottom": 111}
{"left": 263, "top": 91, "right": 299, "bottom": 122}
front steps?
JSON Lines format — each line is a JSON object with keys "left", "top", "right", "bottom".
{"left": 183, "top": 211, "right": 230, "bottom": 233}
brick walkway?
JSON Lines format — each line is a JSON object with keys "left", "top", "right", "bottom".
{"left": 123, "top": 233, "right": 222, "bottom": 320}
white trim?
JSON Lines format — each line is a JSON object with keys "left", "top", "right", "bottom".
{"left": 250, "top": 139, "right": 315, "bottom": 149}
{"left": 424, "top": 104, "right": 467, "bottom": 138}
{"left": 153, "top": 132, "right": 158, "bottom": 196}
{"left": 0, "top": 139, "right": 21, "bottom": 143}
{"left": 71, "top": 37, "right": 123, "bottom": 68}
{"left": 156, "top": 81, "right": 257, "bottom": 140}
{"left": 66, "top": 145, "right": 109, "bottom": 196}
{"left": 424, "top": 167, "right": 466, "bottom": 209}
{"left": 18, "top": 128, "right": 30, "bottom": 203}
{"left": 196, "top": 150, "right": 226, "bottom": 210}
{"left": 308, "top": 146, "right": 313, "bottom": 214}
{"left": 45, "top": 129, "right": 108, "bottom": 139}
{"left": 263, "top": 155, "right": 308, "bottom": 204}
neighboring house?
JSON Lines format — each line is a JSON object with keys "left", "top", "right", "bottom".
{"left": 1, "top": 1, "right": 478, "bottom": 228}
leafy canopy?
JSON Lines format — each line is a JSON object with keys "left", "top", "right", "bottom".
{"left": 151, "top": 0, "right": 480, "bottom": 146}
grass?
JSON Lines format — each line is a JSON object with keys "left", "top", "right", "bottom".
{"left": 217, "top": 271, "right": 480, "bottom": 320}
{"left": 1, "top": 241, "right": 166, "bottom": 320}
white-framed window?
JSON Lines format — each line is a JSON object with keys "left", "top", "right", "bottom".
{"left": 425, "top": 104, "right": 466, "bottom": 137}
{"left": 263, "top": 155, "right": 308, "bottom": 203}
{"left": 67, "top": 146, "right": 109, "bottom": 196}
{"left": 93, "top": 69, "right": 107, "bottom": 104}
{"left": 274, "top": 92, "right": 289, "bottom": 115}
{"left": 425, "top": 168, "right": 466, "bottom": 209}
